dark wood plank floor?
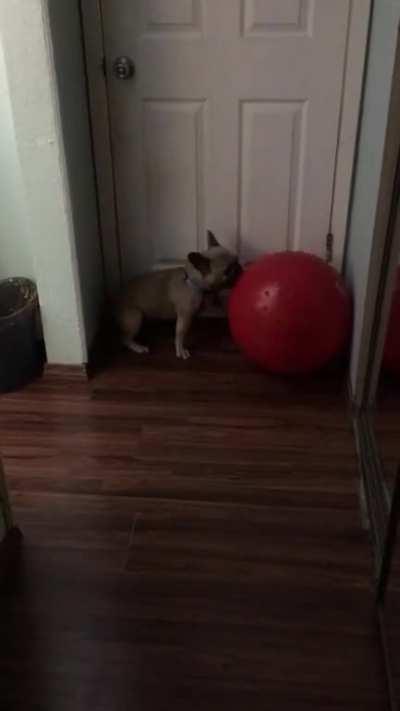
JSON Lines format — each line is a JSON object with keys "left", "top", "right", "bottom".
{"left": 0, "top": 322, "right": 387, "bottom": 710}
{"left": 375, "top": 375, "right": 400, "bottom": 495}
{"left": 373, "top": 378, "right": 400, "bottom": 704}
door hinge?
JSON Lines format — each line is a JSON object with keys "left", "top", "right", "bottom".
{"left": 326, "top": 232, "right": 334, "bottom": 263}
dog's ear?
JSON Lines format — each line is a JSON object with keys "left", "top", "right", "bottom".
{"left": 207, "top": 231, "right": 220, "bottom": 249}
{"left": 188, "top": 252, "right": 211, "bottom": 276}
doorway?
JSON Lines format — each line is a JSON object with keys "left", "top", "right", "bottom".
{"left": 82, "top": 0, "right": 371, "bottom": 289}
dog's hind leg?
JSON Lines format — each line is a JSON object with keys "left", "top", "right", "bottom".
{"left": 119, "top": 308, "right": 149, "bottom": 354}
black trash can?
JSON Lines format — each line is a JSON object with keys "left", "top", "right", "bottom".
{"left": 0, "top": 278, "right": 44, "bottom": 393}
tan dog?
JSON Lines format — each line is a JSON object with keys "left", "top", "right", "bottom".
{"left": 116, "top": 232, "right": 242, "bottom": 359}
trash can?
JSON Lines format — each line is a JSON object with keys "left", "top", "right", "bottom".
{"left": 0, "top": 278, "right": 44, "bottom": 393}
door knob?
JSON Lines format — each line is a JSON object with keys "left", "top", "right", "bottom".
{"left": 113, "top": 56, "right": 135, "bottom": 80}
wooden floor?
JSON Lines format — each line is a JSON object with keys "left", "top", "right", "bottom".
{"left": 374, "top": 376, "right": 400, "bottom": 705}
{"left": 0, "top": 322, "right": 387, "bottom": 710}
{"left": 375, "top": 376, "right": 400, "bottom": 494}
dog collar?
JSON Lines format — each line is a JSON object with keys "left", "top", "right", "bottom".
{"left": 184, "top": 272, "right": 208, "bottom": 294}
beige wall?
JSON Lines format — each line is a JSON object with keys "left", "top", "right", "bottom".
{"left": 0, "top": 41, "right": 34, "bottom": 280}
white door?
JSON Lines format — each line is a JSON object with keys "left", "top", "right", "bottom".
{"left": 101, "top": 0, "right": 351, "bottom": 280}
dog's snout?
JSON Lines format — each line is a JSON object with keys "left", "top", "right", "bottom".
{"left": 225, "top": 261, "right": 243, "bottom": 287}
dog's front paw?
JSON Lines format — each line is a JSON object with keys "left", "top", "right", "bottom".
{"left": 176, "top": 346, "right": 191, "bottom": 360}
{"left": 135, "top": 344, "right": 150, "bottom": 354}
{"left": 126, "top": 341, "right": 149, "bottom": 355}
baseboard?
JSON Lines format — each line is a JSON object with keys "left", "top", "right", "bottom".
{"left": 352, "top": 410, "right": 398, "bottom": 709}
{"left": 352, "top": 409, "right": 389, "bottom": 578}
{"left": 44, "top": 363, "right": 89, "bottom": 382}
{"left": 346, "top": 373, "right": 363, "bottom": 412}
{"left": 0, "top": 527, "right": 23, "bottom": 588}
{"left": 377, "top": 604, "right": 399, "bottom": 711}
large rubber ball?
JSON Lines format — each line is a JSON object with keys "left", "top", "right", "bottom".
{"left": 383, "top": 267, "right": 400, "bottom": 375}
{"left": 228, "top": 251, "right": 352, "bottom": 374}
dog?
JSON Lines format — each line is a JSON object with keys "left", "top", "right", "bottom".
{"left": 115, "top": 231, "right": 242, "bottom": 359}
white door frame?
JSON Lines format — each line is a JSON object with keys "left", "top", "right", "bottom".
{"left": 81, "top": 0, "right": 372, "bottom": 291}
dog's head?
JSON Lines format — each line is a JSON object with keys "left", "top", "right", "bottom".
{"left": 185, "top": 231, "right": 243, "bottom": 292}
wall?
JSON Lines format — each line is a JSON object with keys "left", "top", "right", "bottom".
{"left": 0, "top": 0, "right": 103, "bottom": 364}
{"left": 345, "top": 0, "right": 400, "bottom": 401}
{"left": 47, "top": 0, "right": 104, "bottom": 349}
{"left": 0, "top": 41, "right": 34, "bottom": 280}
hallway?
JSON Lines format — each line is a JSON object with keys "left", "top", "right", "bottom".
{"left": 0, "top": 324, "right": 387, "bottom": 709}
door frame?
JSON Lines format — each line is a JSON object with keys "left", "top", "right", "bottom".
{"left": 80, "top": 0, "right": 372, "bottom": 292}
{"left": 351, "top": 25, "right": 400, "bottom": 408}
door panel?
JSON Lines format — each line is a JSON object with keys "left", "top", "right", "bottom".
{"left": 145, "top": 0, "right": 203, "bottom": 33}
{"left": 243, "top": 0, "right": 312, "bottom": 36}
{"left": 101, "top": 0, "right": 350, "bottom": 279}
{"left": 240, "top": 101, "right": 305, "bottom": 259}
{"left": 144, "top": 100, "right": 206, "bottom": 264}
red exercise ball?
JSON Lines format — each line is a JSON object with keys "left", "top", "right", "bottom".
{"left": 383, "top": 267, "right": 400, "bottom": 375}
{"left": 228, "top": 251, "right": 352, "bottom": 374}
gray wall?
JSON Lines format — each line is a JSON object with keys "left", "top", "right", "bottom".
{"left": 345, "top": 0, "right": 400, "bottom": 400}
{"left": 47, "top": 0, "right": 104, "bottom": 350}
